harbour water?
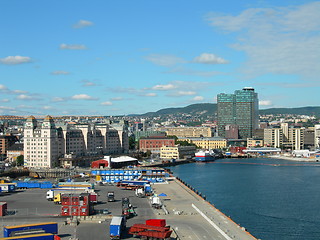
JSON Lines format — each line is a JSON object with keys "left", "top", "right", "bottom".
{"left": 168, "top": 158, "right": 320, "bottom": 240}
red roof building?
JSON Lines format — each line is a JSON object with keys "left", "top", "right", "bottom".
{"left": 91, "top": 159, "right": 109, "bottom": 169}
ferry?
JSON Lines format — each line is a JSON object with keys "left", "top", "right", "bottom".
{"left": 195, "top": 150, "right": 217, "bottom": 162}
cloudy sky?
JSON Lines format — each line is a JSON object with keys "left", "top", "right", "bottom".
{"left": 0, "top": 0, "right": 319, "bottom": 116}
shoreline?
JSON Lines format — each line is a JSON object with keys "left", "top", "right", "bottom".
{"left": 268, "top": 155, "right": 320, "bottom": 162}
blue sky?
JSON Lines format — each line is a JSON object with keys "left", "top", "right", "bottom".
{"left": 0, "top": 0, "right": 319, "bottom": 116}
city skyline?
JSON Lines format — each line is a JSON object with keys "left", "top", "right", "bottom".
{"left": 1, "top": 0, "right": 319, "bottom": 116}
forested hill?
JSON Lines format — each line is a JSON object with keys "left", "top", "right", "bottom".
{"left": 137, "top": 104, "right": 320, "bottom": 117}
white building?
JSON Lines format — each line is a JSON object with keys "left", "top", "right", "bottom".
{"left": 315, "top": 125, "right": 320, "bottom": 149}
{"left": 264, "top": 128, "right": 283, "bottom": 148}
{"left": 24, "top": 116, "right": 129, "bottom": 168}
{"left": 24, "top": 116, "right": 62, "bottom": 168}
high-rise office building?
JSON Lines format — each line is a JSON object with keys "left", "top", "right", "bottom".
{"left": 217, "top": 87, "right": 259, "bottom": 139}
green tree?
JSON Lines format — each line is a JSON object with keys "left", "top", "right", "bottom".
{"left": 16, "top": 155, "right": 24, "bottom": 166}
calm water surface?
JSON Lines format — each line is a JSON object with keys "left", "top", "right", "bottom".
{"left": 168, "top": 158, "right": 320, "bottom": 240}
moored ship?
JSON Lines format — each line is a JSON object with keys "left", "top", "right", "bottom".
{"left": 195, "top": 150, "right": 217, "bottom": 162}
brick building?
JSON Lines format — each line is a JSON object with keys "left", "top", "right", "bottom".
{"left": 0, "top": 135, "right": 19, "bottom": 155}
{"left": 139, "top": 137, "right": 175, "bottom": 153}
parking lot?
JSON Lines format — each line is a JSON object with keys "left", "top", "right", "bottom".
{"left": 0, "top": 182, "right": 159, "bottom": 239}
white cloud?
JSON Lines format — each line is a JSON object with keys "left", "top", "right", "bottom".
{"left": 81, "top": 80, "right": 97, "bottom": 87}
{"left": 16, "top": 94, "right": 37, "bottom": 100}
{"left": 0, "top": 85, "right": 8, "bottom": 90}
{"left": 0, "top": 99, "right": 10, "bottom": 102}
{"left": 51, "top": 70, "right": 70, "bottom": 75}
{"left": 73, "top": 20, "right": 94, "bottom": 29}
{"left": 193, "top": 53, "right": 228, "bottom": 64}
{"left": 176, "top": 91, "right": 196, "bottom": 96}
{"left": 52, "top": 97, "right": 65, "bottom": 102}
{"left": 71, "top": 94, "right": 98, "bottom": 100}
{"left": 259, "top": 100, "right": 273, "bottom": 106}
{"left": 0, "top": 106, "right": 14, "bottom": 110}
{"left": 111, "top": 97, "right": 123, "bottom": 101}
{"left": 60, "top": 44, "right": 87, "bottom": 50}
{"left": 192, "top": 96, "right": 204, "bottom": 101}
{"left": 101, "top": 101, "right": 113, "bottom": 106}
{"left": 152, "top": 84, "right": 176, "bottom": 91}
{"left": 42, "top": 106, "right": 53, "bottom": 110}
{"left": 206, "top": 2, "right": 320, "bottom": 79}
{"left": 12, "top": 89, "right": 28, "bottom": 94}
{"left": 145, "top": 54, "right": 185, "bottom": 66}
{"left": 144, "top": 93, "right": 157, "bottom": 97}
{"left": 0, "top": 56, "right": 32, "bottom": 65}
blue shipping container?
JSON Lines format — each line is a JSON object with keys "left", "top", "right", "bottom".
{"left": 4, "top": 222, "right": 58, "bottom": 238}
{"left": 110, "top": 216, "right": 125, "bottom": 239}
{"left": 0, "top": 233, "right": 55, "bottom": 240}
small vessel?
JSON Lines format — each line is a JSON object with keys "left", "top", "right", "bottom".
{"left": 195, "top": 150, "right": 217, "bottom": 162}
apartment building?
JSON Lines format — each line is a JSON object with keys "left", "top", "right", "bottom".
{"left": 23, "top": 116, "right": 129, "bottom": 168}
{"left": 288, "top": 128, "right": 304, "bottom": 150}
{"left": 264, "top": 128, "right": 283, "bottom": 148}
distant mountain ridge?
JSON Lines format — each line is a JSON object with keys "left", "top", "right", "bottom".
{"left": 139, "top": 104, "right": 320, "bottom": 117}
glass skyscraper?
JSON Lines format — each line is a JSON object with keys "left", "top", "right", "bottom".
{"left": 217, "top": 87, "right": 259, "bottom": 139}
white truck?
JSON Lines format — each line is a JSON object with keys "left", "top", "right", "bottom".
{"left": 135, "top": 188, "right": 145, "bottom": 198}
{"left": 151, "top": 196, "right": 162, "bottom": 209}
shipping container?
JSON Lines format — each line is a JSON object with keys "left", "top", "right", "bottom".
{"left": 61, "top": 206, "right": 70, "bottom": 216}
{"left": 79, "top": 206, "right": 89, "bottom": 216}
{"left": 0, "top": 202, "right": 7, "bottom": 216}
{"left": 0, "top": 184, "right": 16, "bottom": 193}
{"left": 146, "top": 219, "right": 166, "bottom": 227}
{"left": 89, "top": 192, "right": 98, "bottom": 204}
{"left": 129, "top": 224, "right": 172, "bottom": 239}
{"left": 0, "top": 233, "right": 55, "bottom": 240}
{"left": 71, "top": 206, "right": 79, "bottom": 216}
{"left": 110, "top": 216, "right": 126, "bottom": 240}
{"left": 3, "top": 222, "right": 58, "bottom": 238}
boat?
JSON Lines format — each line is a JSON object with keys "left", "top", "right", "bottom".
{"left": 195, "top": 150, "right": 217, "bottom": 162}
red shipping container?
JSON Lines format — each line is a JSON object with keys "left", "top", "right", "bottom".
{"left": 0, "top": 202, "right": 7, "bottom": 216}
{"left": 72, "top": 196, "right": 79, "bottom": 206}
{"left": 146, "top": 219, "right": 166, "bottom": 227}
{"left": 79, "top": 205, "right": 89, "bottom": 216}
{"left": 89, "top": 192, "right": 98, "bottom": 204}
{"left": 71, "top": 206, "right": 79, "bottom": 216}
{"left": 61, "top": 206, "right": 70, "bottom": 216}
{"left": 61, "top": 195, "right": 72, "bottom": 206}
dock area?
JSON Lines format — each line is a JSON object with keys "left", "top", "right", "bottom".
{"left": 0, "top": 170, "right": 259, "bottom": 240}
{"left": 152, "top": 177, "right": 258, "bottom": 240}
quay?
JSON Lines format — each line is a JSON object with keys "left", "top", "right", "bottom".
{"left": 0, "top": 167, "right": 258, "bottom": 240}
{"left": 152, "top": 176, "right": 258, "bottom": 240}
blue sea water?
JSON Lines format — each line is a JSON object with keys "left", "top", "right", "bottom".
{"left": 168, "top": 158, "right": 320, "bottom": 240}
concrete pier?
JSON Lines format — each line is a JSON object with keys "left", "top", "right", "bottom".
{"left": 152, "top": 177, "right": 258, "bottom": 240}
